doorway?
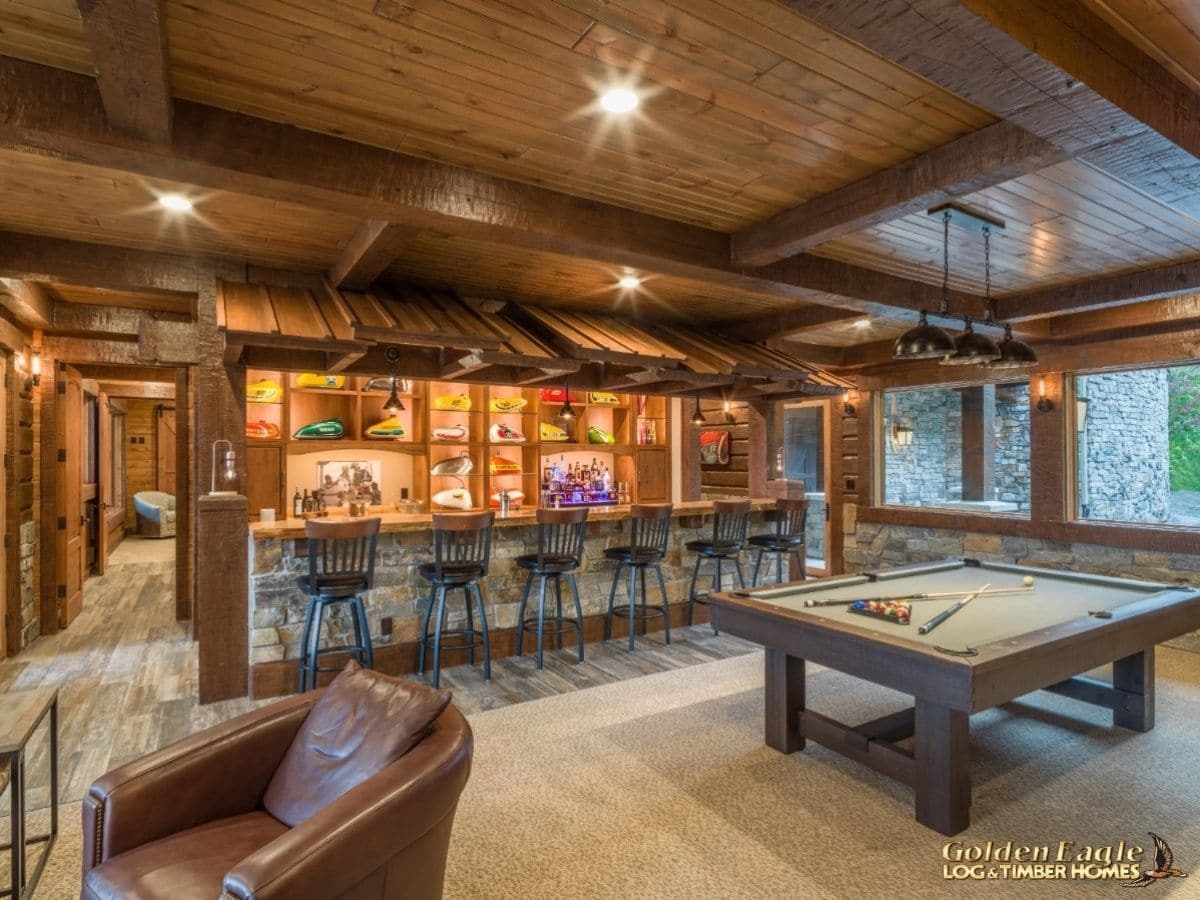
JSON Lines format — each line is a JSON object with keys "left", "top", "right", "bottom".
{"left": 782, "top": 399, "right": 832, "bottom": 575}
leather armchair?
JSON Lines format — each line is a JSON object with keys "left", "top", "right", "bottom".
{"left": 81, "top": 690, "right": 472, "bottom": 900}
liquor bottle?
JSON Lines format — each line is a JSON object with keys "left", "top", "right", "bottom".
{"left": 302, "top": 489, "right": 312, "bottom": 516}
{"left": 293, "top": 487, "right": 303, "bottom": 518}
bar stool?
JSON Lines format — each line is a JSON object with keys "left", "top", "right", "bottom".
{"left": 417, "top": 511, "right": 494, "bottom": 688}
{"left": 604, "top": 503, "right": 673, "bottom": 651}
{"left": 749, "top": 497, "right": 810, "bottom": 585}
{"left": 296, "top": 517, "right": 380, "bottom": 693}
{"left": 515, "top": 507, "right": 589, "bottom": 669}
{"left": 685, "top": 499, "right": 751, "bottom": 629}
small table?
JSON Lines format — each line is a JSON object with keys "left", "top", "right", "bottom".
{"left": 0, "top": 688, "right": 58, "bottom": 899}
{"left": 709, "top": 559, "right": 1200, "bottom": 835}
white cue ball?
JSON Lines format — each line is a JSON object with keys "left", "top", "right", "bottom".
{"left": 1023, "top": 575, "right": 1035, "bottom": 586}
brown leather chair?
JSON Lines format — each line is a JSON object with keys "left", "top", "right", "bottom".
{"left": 81, "top": 664, "right": 473, "bottom": 900}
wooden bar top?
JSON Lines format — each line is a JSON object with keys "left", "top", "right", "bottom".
{"left": 250, "top": 499, "right": 778, "bottom": 540}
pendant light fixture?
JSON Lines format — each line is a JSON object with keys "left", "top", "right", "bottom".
{"left": 690, "top": 393, "right": 706, "bottom": 427}
{"left": 558, "top": 377, "right": 576, "bottom": 419}
{"left": 984, "top": 218, "right": 1038, "bottom": 369}
{"left": 893, "top": 209, "right": 956, "bottom": 360}
{"left": 382, "top": 347, "right": 405, "bottom": 416}
{"left": 941, "top": 223, "right": 1000, "bottom": 365}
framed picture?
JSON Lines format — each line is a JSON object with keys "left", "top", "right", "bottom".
{"left": 316, "top": 459, "right": 382, "bottom": 507}
{"left": 699, "top": 429, "right": 731, "bottom": 466}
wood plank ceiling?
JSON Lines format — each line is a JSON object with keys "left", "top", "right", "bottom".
{"left": 0, "top": 0, "right": 1198, "bottom": 365}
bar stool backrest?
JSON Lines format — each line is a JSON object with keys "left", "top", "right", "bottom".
{"left": 712, "top": 499, "right": 752, "bottom": 547}
{"left": 432, "top": 511, "right": 495, "bottom": 577}
{"left": 304, "top": 517, "right": 381, "bottom": 591}
{"left": 535, "top": 507, "right": 589, "bottom": 567}
{"left": 774, "top": 497, "right": 809, "bottom": 540}
{"left": 630, "top": 503, "right": 673, "bottom": 555}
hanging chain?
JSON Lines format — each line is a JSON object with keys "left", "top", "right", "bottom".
{"left": 940, "top": 209, "right": 951, "bottom": 316}
{"left": 982, "top": 223, "right": 994, "bottom": 323}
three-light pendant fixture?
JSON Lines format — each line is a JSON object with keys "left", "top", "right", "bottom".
{"left": 892, "top": 206, "right": 1037, "bottom": 369}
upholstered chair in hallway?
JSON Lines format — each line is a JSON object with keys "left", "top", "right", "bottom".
{"left": 133, "top": 491, "right": 176, "bottom": 538}
{"left": 80, "top": 662, "right": 473, "bottom": 900}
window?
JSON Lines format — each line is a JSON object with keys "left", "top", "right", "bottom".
{"left": 110, "top": 409, "right": 126, "bottom": 518}
{"left": 1074, "top": 366, "right": 1196, "bottom": 525}
{"left": 881, "top": 382, "right": 1031, "bottom": 515}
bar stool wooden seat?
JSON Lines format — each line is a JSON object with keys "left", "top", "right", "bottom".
{"left": 748, "top": 497, "right": 810, "bottom": 585}
{"left": 604, "top": 503, "right": 673, "bottom": 651}
{"left": 515, "top": 507, "right": 589, "bottom": 669}
{"left": 296, "top": 517, "right": 380, "bottom": 693}
{"left": 417, "top": 511, "right": 494, "bottom": 688}
{"left": 686, "top": 499, "right": 752, "bottom": 628}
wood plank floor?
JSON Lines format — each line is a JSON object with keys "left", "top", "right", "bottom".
{"left": 0, "top": 558, "right": 758, "bottom": 803}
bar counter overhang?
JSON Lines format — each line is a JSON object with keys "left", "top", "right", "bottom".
{"left": 247, "top": 500, "right": 781, "bottom": 697}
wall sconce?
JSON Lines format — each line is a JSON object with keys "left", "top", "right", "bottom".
{"left": 16, "top": 349, "right": 40, "bottom": 391}
{"left": 1036, "top": 376, "right": 1054, "bottom": 412}
{"left": 722, "top": 400, "right": 736, "bottom": 424}
{"left": 842, "top": 389, "right": 857, "bottom": 417}
{"left": 891, "top": 421, "right": 914, "bottom": 447}
{"left": 209, "top": 439, "right": 239, "bottom": 496}
{"left": 1075, "top": 396, "right": 1089, "bottom": 433}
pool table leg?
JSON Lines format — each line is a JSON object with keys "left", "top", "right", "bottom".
{"left": 915, "top": 700, "right": 971, "bottom": 836}
{"left": 764, "top": 649, "right": 805, "bottom": 754}
{"left": 1113, "top": 647, "right": 1155, "bottom": 732}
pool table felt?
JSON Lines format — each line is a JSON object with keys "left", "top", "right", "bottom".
{"left": 748, "top": 567, "right": 1162, "bottom": 653}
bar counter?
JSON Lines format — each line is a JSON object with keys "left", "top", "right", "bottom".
{"left": 248, "top": 500, "right": 779, "bottom": 694}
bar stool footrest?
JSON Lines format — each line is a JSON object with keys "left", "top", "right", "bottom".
{"left": 424, "top": 627, "right": 487, "bottom": 653}
{"left": 610, "top": 604, "right": 667, "bottom": 621}
{"left": 519, "top": 616, "right": 581, "bottom": 636}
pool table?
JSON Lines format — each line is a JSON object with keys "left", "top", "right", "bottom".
{"left": 708, "top": 558, "right": 1200, "bottom": 835}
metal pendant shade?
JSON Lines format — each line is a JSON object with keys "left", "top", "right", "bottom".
{"left": 893, "top": 311, "right": 956, "bottom": 360}
{"left": 987, "top": 324, "right": 1038, "bottom": 369}
{"left": 940, "top": 318, "right": 1001, "bottom": 366}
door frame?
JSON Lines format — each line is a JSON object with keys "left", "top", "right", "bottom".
{"left": 781, "top": 397, "right": 835, "bottom": 577}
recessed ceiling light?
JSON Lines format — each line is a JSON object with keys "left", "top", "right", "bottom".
{"left": 158, "top": 193, "right": 193, "bottom": 212}
{"left": 600, "top": 88, "right": 639, "bottom": 114}
{"left": 854, "top": 318, "right": 872, "bottom": 329}
{"left": 617, "top": 274, "right": 641, "bottom": 290}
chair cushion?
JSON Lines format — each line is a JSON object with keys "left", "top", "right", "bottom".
{"left": 748, "top": 534, "right": 804, "bottom": 550}
{"left": 263, "top": 661, "right": 451, "bottom": 828}
{"left": 82, "top": 811, "right": 287, "bottom": 900}
{"left": 295, "top": 573, "right": 369, "bottom": 599}
{"left": 603, "top": 545, "right": 664, "bottom": 565}
{"left": 417, "top": 562, "right": 485, "bottom": 585}
{"left": 685, "top": 539, "right": 742, "bottom": 556}
{"left": 515, "top": 553, "right": 577, "bottom": 572}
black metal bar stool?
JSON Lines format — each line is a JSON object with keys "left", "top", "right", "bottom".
{"left": 604, "top": 503, "right": 673, "bottom": 651}
{"left": 749, "top": 497, "right": 809, "bottom": 585}
{"left": 515, "top": 507, "right": 589, "bottom": 669}
{"left": 417, "top": 511, "right": 494, "bottom": 688}
{"left": 686, "top": 499, "right": 751, "bottom": 629}
{"left": 296, "top": 517, "right": 380, "bottom": 693}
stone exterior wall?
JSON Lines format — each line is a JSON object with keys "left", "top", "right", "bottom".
{"left": 19, "top": 520, "right": 36, "bottom": 647}
{"left": 883, "top": 384, "right": 1032, "bottom": 512}
{"left": 845, "top": 521, "right": 1200, "bottom": 651}
{"left": 250, "top": 511, "right": 770, "bottom": 664}
{"left": 1076, "top": 371, "right": 1170, "bottom": 523}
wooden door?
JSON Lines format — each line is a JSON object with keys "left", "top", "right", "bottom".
{"left": 157, "top": 409, "right": 176, "bottom": 492}
{"left": 57, "top": 366, "right": 84, "bottom": 629}
{"left": 96, "top": 393, "right": 110, "bottom": 575}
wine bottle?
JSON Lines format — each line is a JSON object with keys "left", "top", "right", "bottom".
{"left": 293, "top": 487, "right": 303, "bottom": 518}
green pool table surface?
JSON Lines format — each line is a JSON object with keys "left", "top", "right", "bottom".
{"left": 746, "top": 563, "right": 1160, "bottom": 655}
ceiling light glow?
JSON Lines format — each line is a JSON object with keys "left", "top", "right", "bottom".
{"left": 600, "top": 88, "right": 639, "bottom": 113}
{"left": 617, "top": 274, "right": 641, "bottom": 290}
{"left": 158, "top": 193, "right": 193, "bottom": 212}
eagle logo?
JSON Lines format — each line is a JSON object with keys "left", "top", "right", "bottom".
{"left": 1124, "top": 833, "right": 1187, "bottom": 887}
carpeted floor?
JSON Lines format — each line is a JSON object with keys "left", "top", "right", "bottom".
{"left": 28, "top": 648, "right": 1200, "bottom": 898}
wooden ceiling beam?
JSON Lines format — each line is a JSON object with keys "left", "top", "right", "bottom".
{"left": 75, "top": 363, "right": 176, "bottom": 383}
{"left": 0, "top": 230, "right": 206, "bottom": 294}
{"left": 0, "top": 56, "right": 988, "bottom": 322}
{"left": 329, "top": 219, "right": 420, "bottom": 290}
{"left": 97, "top": 381, "right": 175, "bottom": 399}
{"left": 0, "top": 279, "right": 53, "bottom": 328}
{"left": 727, "top": 305, "right": 865, "bottom": 342}
{"left": 1000, "top": 258, "right": 1200, "bottom": 321}
{"left": 733, "top": 122, "right": 1067, "bottom": 266}
{"left": 784, "top": 0, "right": 1200, "bottom": 216}
{"left": 75, "top": 0, "right": 172, "bottom": 144}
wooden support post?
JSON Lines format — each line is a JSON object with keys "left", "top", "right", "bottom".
{"left": 174, "top": 367, "right": 192, "bottom": 621}
{"left": 960, "top": 385, "right": 995, "bottom": 501}
{"left": 37, "top": 355, "right": 58, "bottom": 637}
{"left": 196, "top": 493, "right": 248, "bottom": 702}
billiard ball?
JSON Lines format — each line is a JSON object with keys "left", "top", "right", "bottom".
{"left": 1023, "top": 575, "right": 1035, "bottom": 587}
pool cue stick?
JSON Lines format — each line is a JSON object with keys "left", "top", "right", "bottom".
{"left": 918, "top": 584, "right": 990, "bottom": 635}
{"left": 801, "top": 586, "right": 1030, "bottom": 608}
